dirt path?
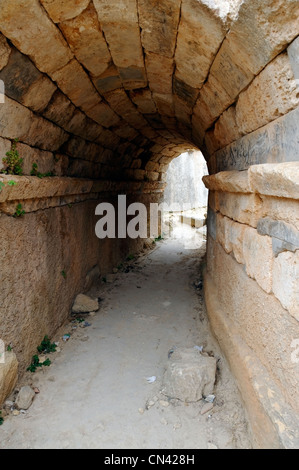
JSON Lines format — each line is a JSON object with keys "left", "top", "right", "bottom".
{"left": 1, "top": 224, "right": 252, "bottom": 449}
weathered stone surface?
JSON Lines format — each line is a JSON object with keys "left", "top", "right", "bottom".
{"left": 249, "top": 162, "right": 299, "bottom": 200}
{"left": 218, "top": 193, "right": 262, "bottom": 227}
{"left": 288, "top": 36, "right": 299, "bottom": 81}
{"left": 152, "top": 93, "right": 175, "bottom": 117}
{"left": 129, "top": 89, "right": 157, "bottom": 114}
{"left": 59, "top": 3, "right": 111, "bottom": 77}
{"left": 257, "top": 217, "right": 299, "bottom": 252}
{"left": 162, "top": 347, "right": 216, "bottom": 402}
{"left": 138, "top": 0, "right": 181, "bottom": 58}
{"left": 0, "top": 97, "right": 32, "bottom": 140}
{"left": 24, "top": 115, "right": 68, "bottom": 152}
{"left": 40, "top": 0, "right": 90, "bottom": 23}
{"left": 93, "top": 0, "right": 144, "bottom": 69}
{"left": 0, "top": 0, "right": 73, "bottom": 75}
{"left": 214, "top": 107, "right": 299, "bottom": 172}
{"left": 202, "top": 170, "right": 252, "bottom": 194}
{"left": 145, "top": 53, "right": 174, "bottom": 95}
{"left": 175, "top": 0, "right": 227, "bottom": 89}
{"left": 86, "top": 101, "right": 121, "bottom": 128}
{"left": 104, "top": 89, "right": 148, "bottom": 129}
{"left": 236, "top": 53, "right": 299, "bottom": 135}
{"left": 213, "top": 105, "right": 241, "bottom": 151}
{"left": 15, "top": 386, "right": 35, "bottom": 410}
{"left": 272, "top": 251, "right": 299, "bottom": 321}
{"left": 0, "top": 48, "right": 56, "bottom": 113}
{"left": 118, "top": 66, "right": 147, "bottom": 90}
{"left": 0, "top": 33, "right": 11, "bottom": 71}
{"left": 93, "top": 64, "right": 122, "bottom": 94}
{"left": 51, "top": 59, "right": 102, "bottom": 112}
{"left": 216, "top": 213, "right": 245, "bottom": 265}
{"left": 243, "top": 226, "right": 273, "bottom": 293}
{"left": 207, "top": 209, "right": 217, "bottom": 241}
{"left": 0, "top": 351, "right": 18, "bottom": 407}
{"left": 43, "top": 91, "right": 76, "bottom": 129}
{"left": 72, "top": 293, "right": 99, "bottom": 313}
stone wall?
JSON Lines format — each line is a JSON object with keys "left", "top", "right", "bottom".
{"left": 203, "top": 162, "right": 299, "bottom": 448}
{"left": 0, "top": 174, "right": 163, "bottom": 403}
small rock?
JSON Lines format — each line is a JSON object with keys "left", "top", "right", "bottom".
{"left": 207, "top": 443, "right": 218, "bottom": 449}
{"left": 56, "top": 347, "right": 61, "bottom": 353}
{"left": 4, "top": 400, "right": 14, "bottom": 410}
{"left": 204, "top": 394, "right": 215, "bottom": 403}
{"left": 39, "top": 355, "right": 46, "bottom": 363}
{"left": 160, "top": 418, "right": 168, "bottom": 425}
{"left": 33, "top": 387, "right": 40, "bottom": 394}
{"left": 173, "top": 422, "right": 182, "bottom": 430}
{"left": 72, "top": 294, "right": 99, "bottom": 314}
{"left": 138, "top": 408, "right": 144, "bottom": 414}
{"left": 201, "top": 402, "right": 214, "bottom": 415}
{"left": 80, "top": 336, "right": 89, "bottom": 342}
{"left": 148, "top": 400, "right": 155, "bottom": 407}
{"left": 12, "top": 409, "right": 20, "bottom": 416}
{"left": 159, "top": 400, "right": 169, "bottom": 407}
{"left": 15, "top": 386, "right": 35, "bottom": 410}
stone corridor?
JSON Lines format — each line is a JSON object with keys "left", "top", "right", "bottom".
{"left": 0, "top": 0, "right": 298, "bottom": 449}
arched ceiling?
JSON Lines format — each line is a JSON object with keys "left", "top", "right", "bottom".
{"left": 0, "top": 0, "right": 298, "bottom": 180}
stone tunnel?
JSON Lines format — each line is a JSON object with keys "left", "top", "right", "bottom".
{"left": 0, "top": 0, "right": 298, "bottom": 449}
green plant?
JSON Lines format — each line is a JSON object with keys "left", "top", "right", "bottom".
{"left": 31, "top": 162, "right": 55, "bottom": 178}
{"left": 0, "top": 182, "right": 4, "bottom": 192}
{"left": 27, "top": 354, "right": 51, "bottom": 373}
{"left": 102, "top": 276, "right": 107, "bottom": 283}
{"left": 0, "top": 411, "right": 3, "bottom": 426}
{"left": 7, "top": 345, "right": 12, "bottom": 352}
{"left": 154, "top": 235, "right": 164, "bottom": 242}
{"left": 7, "top": 180, "right": 16, "bottom": 186}
{"left": 37, "top": 335, "right": 57, "bottom": 354}
{"left": 126, "top": 254, "right": 134, "bottom": 261}
{"left": 13, "top": 203, "right": 25, "bottom": 218}
{"left": 1, "top": 139, "right": 23, "bottom": 175}
{"left": 61, "top": 270, "right": 67, "bottom": 279}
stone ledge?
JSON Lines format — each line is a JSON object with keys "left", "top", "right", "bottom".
{"left": 0, "top": 175, "right": 166, "bottom": 214}
{"left": 203, "top": 162, "right": 299, "bottom": 200}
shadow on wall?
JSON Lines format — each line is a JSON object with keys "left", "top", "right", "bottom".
{"left": 163, "top": 150, "right": 208, "bottom": 210}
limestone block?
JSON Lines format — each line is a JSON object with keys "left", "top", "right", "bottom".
{"left": 249, "top": 163, "right": 299, "bottom": 200}
{"left": 43, "top": 90, "right": 76, "bottom": 129}
{"left": 218, "top": 193, "right": 262, "bottom": 227}
{"left": 0, "top": 351, "right": 18, "bottom": 407}
{"left": 85, "top": 102, "right": 121, "bottom": 128}
{"left": 288, "top": 36, "right": 299, "bottom": 82}
{"left": 216, "top": 213, "right": 245, "bottom": 265}
{"left": 93, "top": 0, "right": 144, "bottom": 69}
{"left": 272, "top": 251, "right": 299, "bottom": 321}
{"left": 145, "top": 53, "right": 174, "bottom": 95}
{"left": 118, "top": 66, "right": 147, "bottom": 90}
{"left": 175, "top": 0, "right": 227, "bottom": 89}
{"left": 64, "top": 110, "right": 87, "bottom": 138}
{"left": 162, "top": 347, "right": 217, "bottom": 402}
{"left": 214, "top": 105, "right": 241, "bottom": 150}
{"left": 214, "top": 107, "right": 299, "bottom": 172}
{"left": 0, "top": 97, "right": 32, "bottom": 140}
{"left": 104, "top": 89, "right": 148, "bottom": 129}
{"left": 261, "top": 197, "right": 299, "bottom": 233}
{"left": 40, "top": 0, "right": 90, "bottom": 23}
{"left": 257, "top": 217, "right": 299, "bottom": 252}
{"left": 93, "top": 64, "right": 122, "bottom": 94}
{"left": 228, "top": 0, "right": 299, "bottom": 76}
{"left": 0, "top": 34, "right": 11, "bottom": 71}
{"left": 0, "top": 0, "right": 73, "bottom": 75}
{"left": 202, "top": 169, "right": 251, "bottom": 194}
{"left": 129, "top": 89, "right": 157, "bottom": 115}
{"left": 243, "top": 226, "right": 273, "bottom": 293}
{"left": 51, "top": 59, "right": 102, "bottom": 112}
{"left": 236, "top": 53, "right": 299, "bottom": 135}
{"left": 138, "top": 0, "right": 181, "bottom": 58}
{"left": 24, "top": 115, "right": 68, "bottom": 152}
{"left": 59, "top": 3, "right": 111, "bottom": 77}
{"left": 152, "top": 93, "right": 175, "bottom": 117}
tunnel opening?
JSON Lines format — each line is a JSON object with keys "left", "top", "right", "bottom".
{"left": 0, "top": 0, "right": 298, "bottom": 449}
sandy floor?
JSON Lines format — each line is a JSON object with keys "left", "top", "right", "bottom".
{"left": 0, "top": 222, "right": 252, "bottom": 449}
